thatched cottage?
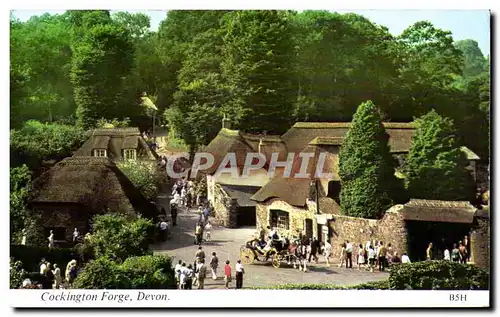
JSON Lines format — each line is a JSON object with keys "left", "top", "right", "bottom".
{"left": 204, "top": 119, "right": 482, "bottom": 242}
{"left": 29, "top": 157, "right": 158, "bottom": 243}
{"left": 73, "top": 127, "right": 157, "bottom": 162}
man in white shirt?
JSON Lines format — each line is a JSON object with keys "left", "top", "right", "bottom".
{"left": 235, "top": 260, "right": 245, "bottom": 289}
{"left": 174, "top": 260, "right": 182, "bottom": 288}
{"left": 402, "top": 253, "right": 411, "bottom": 264}
{"left": 444, "top": 248, "right": 451, "bottom": 261}
{"left": 73, "top": 228, "right": 79, "bottom": 243}
{"left": 345, "top": 240, "right": 353, "bottom": 268}
{"left": 160, "top": 220, "right": 168, "bottom": 241}
{"left": 40, "top": 259, "right": 47, "bottom": 274}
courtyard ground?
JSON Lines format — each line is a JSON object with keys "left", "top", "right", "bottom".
{"left": 152, "top": 193, "right": 389, "bottom": 289}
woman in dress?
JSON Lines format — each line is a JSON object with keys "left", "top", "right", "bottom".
{"left": 357, "top": 243, "right": 366, "bottom": 270}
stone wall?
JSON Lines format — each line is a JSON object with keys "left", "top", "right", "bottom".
{"left": 328, "top": 205, "right": 408, "bottom": 258}
{"left": 256, "top": 198, "right": 318, "bottom": 239}
{"left": 212, "top": 183, "right": 238, "bottom": 228}
{"left": 470, "top": 217, "right": 490, "bottom": 270}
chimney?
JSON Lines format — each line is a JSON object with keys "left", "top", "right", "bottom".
{"left": 222, "top": 114, "right": 232, "bottom": 130}
{"left": 258, "top": 138, "right": 264, "bottom": 154}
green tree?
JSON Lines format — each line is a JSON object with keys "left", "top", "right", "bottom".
{"left": 455, "top": 39, "right": 487, "bottom": 78}
{"left": 10, "top": 165, "right": 32, "bottom": 243}
{"left": 117, "top": 160, "right": 162, "bottom": 200}
{"left": 338, "top": 101, "right": 400, "bottom": 218}
{"left": 85, "top": 214, "right": 154, "bottom": 262}
{"left": 73, "top": 257, "right": 130, "bottom": 289}
{"left": 405, "top": 110, "right": 476, "bottom": 201}
{"left": 70, "top": 11, "right": 134, "bottom": 129}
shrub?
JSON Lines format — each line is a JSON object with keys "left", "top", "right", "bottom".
{"left": 389, "top": 260, "right": 489, "bottom": 290}
{"left": 85, "top": 214, "right": 154, "bottom": 262}
{"left": 121, "top": 255, "right": 176, "bottom": 289}
{"left": 10, "top": 165, "right": 32, "bottom": 242}
{"left": 74, "top": 254, "right": 176, "bottom": 289}
{"left": 249, "top": 279, "right": 390, "bottom": 290}
{"left": 96, "top": 117, "right": 131, "bottom": 128}
{"left": 10, "top": 258, "right": 27, "bottom": 289}
{"left": 10, "top": 120, "right": 89, "bottom": 169}
{"left": 117, "top": 160, "right": 162, "bottom": 200}
{"left": 73, "top": 257, "right": 130, "bottom": 289}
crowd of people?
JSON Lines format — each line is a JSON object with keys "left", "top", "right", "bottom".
{"left": 21, "top": 258, "right": 79, "bottom": 289}
{"left": 173, "top": 247, "right": 245, "bottom": 290}
{"left": 428, "top": 235, "right": 471, "bottom": 263}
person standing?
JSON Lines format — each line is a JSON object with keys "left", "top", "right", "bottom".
{"left": 426, "top": 242, "right": 433, "bottom": 261}
{"left": 345, "top": 240, "right": 353, "bottom": 268}
{"left": 210, "top": 252, "right": 219, "bottom": 280}
{"left": 205, "top": 221, "right": 212, "bottom": 242}
{"left": 451, "top": 243, "right": 460, "bottom": 262}
{"left": 174, "top": 260, "right": 182, "bottom": 287}
{"left": 170, "top": 203, "right": 178, "bottom": 227}
{"left": 195, "top": 246, "right": 205, "bottom": 267}
{"left": 464, "top": 236, "right": 470, "bottom": 262}
{"left": 368, "top": 245, "right": 376, "bottom": 272}
{"left": 52, "top": 264, "right": 62, "bottom": 289}
{"left": 44, "top": 263, "right": 54, "bottom": 289}
{"left": 179, "top": 263, "right": 187, "bottom": 289}
{"left": 338, "top": 243, "right": 346, "bottom": 268}
{"left": 224, "top": 260, "right": 232, "bottom": 289}
{"left": 377, "top": 241, "right": 387, "bottom": 272}
{"left": 235, "top": 260, "right": 245, "bottom": 289}
{"left": 357, "top": 243, "right": 366, "bottom": 270}
{"left": 458, "top": 242, "right": 467, "bottom": 264}
{"left": 40, "top": 259, "right": 47, "bottom": 275}
{"left": 308, "top": 237, "right": 319, "bottom": 263}
{"left": 185, "top": 264, "right": 194, "bottom": 290}
{"left": 197, "top": 260, "right": 207, "bottom": 289}
{"left": 323, "top": 240, "right": 332, "bottom": 267}
{"left": 401, "top": 252, "right": 411, "bottom": 264}
{"left": 195, "top": 223, "right": 203, "bottom": 245}
{"left": 159, "top": 220, "right": 168, "bottom": 241}
{"left": 48, "top": 230, "right": 55, "bottom": 248}
{"left": 444, "top": 247, "right": 451, "bottom": 261}
{"left": 72, "top": 228, "right": 79, "bottom": 243}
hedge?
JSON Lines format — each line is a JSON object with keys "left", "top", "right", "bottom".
{"left": 10, "top": 244, "right": 80, "bottom": 276}
{"left": 389, "top": 260, "right": 489, "bottom": 290}
{"left": 250, "top": 279, "right": 390, "bottom": 290}
{"left": 252, "top": 261, "right": 488, "bottom": 290}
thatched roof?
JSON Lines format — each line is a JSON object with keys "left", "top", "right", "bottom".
{"left": 460, "top": 146, "right": 480, "bottom": 160}
{"left": 241, "top": 133, "right": 289, "bottom": 163}
{"left": 282, "top": 122, "right": 415, "bottom": 154}
{"left": 251, "top": 146, "right": 318, "bottom": 207}
{"left": 220, "top": 185, "right": 261, "bottom": 207}
{"left": 319, "top": 197, "right": 341, "bottom": 215}
{"left": 400, "top": 199, "right": 477, "bottom": 224}
{"left": 73, "top": 127, "right": 157, "bottom": 161}
{"left": 30, "top": 157, "right": 157, "bottom": 219}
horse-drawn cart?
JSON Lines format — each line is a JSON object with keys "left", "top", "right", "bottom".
{"left": 239, "top": 238, "right": 296, "bottom": 268}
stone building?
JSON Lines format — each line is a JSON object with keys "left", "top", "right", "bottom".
{"left": 73, "top": 127, "right": 158, "bottom": 162}
{"left": 29, "top": 157, "right": 158, "bottom": 243}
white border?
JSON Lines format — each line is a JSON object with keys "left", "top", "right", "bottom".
{"left": 2, "top": 0, "right": 496, "bottom": 315}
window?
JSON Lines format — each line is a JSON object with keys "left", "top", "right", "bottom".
{"left": 93, "top": 149, "right": 107, "bottom": 157}
{"left": 123, "top": 149, "right": 137, "bottom": 160}
{"left": 270, "top": 209, "right": 289, "bottom": 230}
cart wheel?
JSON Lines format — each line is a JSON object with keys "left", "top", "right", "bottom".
{"left": 241, "top": 248, "right": 255, "bottom": 264}
{"left": 272, "top": 254, "right": 282, "bottom": 268}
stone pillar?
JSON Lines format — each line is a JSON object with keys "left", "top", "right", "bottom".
{"left": 470, "top": 216, "right": 490, "bottom": 270}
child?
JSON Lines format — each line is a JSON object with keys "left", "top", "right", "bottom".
{"left": 224, "top": 260, "right": 232, "bottom": 289}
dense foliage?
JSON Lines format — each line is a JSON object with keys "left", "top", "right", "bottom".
{"left": 338, "top": 101, "right": 403, "bottom": 218}
{"left": 10, "top": 120, "right": 89, "bottom": 169}
{"left": 84, "top": 214, "right": 154, "bottom": 262}
{"left": 74, "top": 254, "right": 175, "bottom": 289}
{"left": 10, "top": 165, "right": 32, "bottom": 242}
{"left": 10, "top": 258, "right": 28, "bottom": 289}
{"left": 389, "top": 261, "right": 489, "bottom": 290}
{"left": 117, "top": 160, "right": 163, "bottom": 200}
{"left": 405, "top": 110, "right": 476, "bottom": 201}
{"left": 10, "top": 10, "right": 490, "bottom": 160}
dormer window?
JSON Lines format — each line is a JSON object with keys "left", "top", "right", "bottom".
{"left": 123, "top": 149, "right": 137, "bottom": 160}
{"left": 93, "top": 149, "right": 107, "bottom": 157}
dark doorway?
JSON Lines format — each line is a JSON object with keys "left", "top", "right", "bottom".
{"left": 317, "top": 224, "right": 323, "bottom": 243}
{"left": 236, "top": 207, "right": 256, "bottom": 227}
{"left": 327, "top": 181, "right": 341, "bottom": 203}
{"left": 406, "top": 221, "right": 472, "bottom": 262}
{"left": 305, "top": 219, "right": 313, "bottom": 239}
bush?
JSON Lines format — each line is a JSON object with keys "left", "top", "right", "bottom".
{"left": 73, "top": 257, "right": 130, "bottom": 289}
{"left": 389, "top": 260, "right": 489, "bottom": 290}
{"left": 10, "top": 165, "right": 32, "bottom": 242}
{"left": 96, "top": 117, "right": 131, "bottom": 128}
{"left": 85, "top": 214, "right": 154, "bottom": 262}
{"left": 74, "top": 254, "right": 176, "bottom": 289}
{"left": 10, "top": 244, "right": 79, "bottom": 276}
{"left": 10, "top": 258, "right": 27, "bottom": 289}
{"left": 117, "top": 160, "right": 162, "bottom": 200}
{"left": 10, "top": 120, "right": 90, "bottom": 169}
{"left": 121, "top": 255, "right": 176, "bottom": 289}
